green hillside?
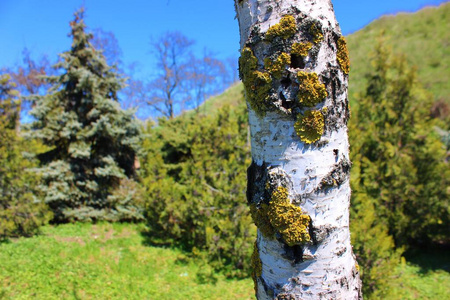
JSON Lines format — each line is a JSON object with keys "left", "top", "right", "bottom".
{"left": 347, "top": 2, "right": 449, "bottom": 104}
{"left": 202, "top": 2, "right": 449, "bottom": 112}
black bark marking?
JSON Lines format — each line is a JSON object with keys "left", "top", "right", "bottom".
{"left": 247, "top": 160, "right": 269, "bottom": 204}
{"left": 316, "top": 157, "right": 351, "bottom": 192}
{"left": 280, "top": 77, "right": 292, "bottom": 88}
{"left": 280, "top": 92, "right": 294, "bottom": 109}
{"left": 282, "top": 244, "right": 304, "bottom": 264}
{"left": 259, "top": 276, "right": 275, "bottom": 298}
{"left": 310, "top": 224, "right": 338, "bottom": 245}
{"left": 290, "top": 54, "right": 305, "bottom": 69}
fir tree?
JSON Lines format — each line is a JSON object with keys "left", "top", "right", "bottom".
{"left": 28, "top": 9, "right": 142, "bottom": 222}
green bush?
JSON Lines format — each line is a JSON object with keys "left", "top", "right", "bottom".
{"left": 350, "top": 194, "right": 402, "bottom": 298}
{"left": 349, "top": 42, "right": 449, "bottom": 298}
{"left": 142, "top": 103, "right": 255, "bottom": 278}
{"left": 0, "top": 74, "right": 52, "bottom": 239}
{"left": 350, "top": 42, "right": 449, "bottom": 248}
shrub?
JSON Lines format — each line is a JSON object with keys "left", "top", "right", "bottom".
{"left": 349, "top": 42, "right": 449, "bottom": 298}
{"left": 349, "top": 43, "right": 449, "bottom": 248}
{"left": 0, "top": 74, "right": 52, "bottom": 239}
{"left": 142, "top": 103, "right": 255, "bottom": 278}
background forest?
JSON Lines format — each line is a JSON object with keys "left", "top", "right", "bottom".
{"left": 1, "top": 3, "right": 449, "bottom": 299}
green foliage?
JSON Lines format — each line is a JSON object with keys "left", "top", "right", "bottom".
{"left": 350, "top": 42, "right": 449, "bottom": 248}
{"left": 0, "top": 74, "right": 20, "bottom": 130}
{"left": 0, "top": 223, "right": 254, "bottom": 299}
{"left": 142, "top": 103, "right": 255, "bottom": 278}
{"left": 350, "top": 196, "right": 402, "bottom": 298}
{"left": 349, "top": 42, "right": 449, "bottom": 298}
{"left": 28, "top": 10, "right": 142, "bottom": 223}
{"left": 0, "top": 74, "right": 52, "bottom": 239}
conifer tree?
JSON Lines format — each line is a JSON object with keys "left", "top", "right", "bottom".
{"left": 142, "top": 102, "right": 253, "bottom": 278}
{"left": 28, "top": 9, "right": 142, "bottom": 222}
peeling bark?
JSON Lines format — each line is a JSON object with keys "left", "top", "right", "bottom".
{"left": 235, "top": 0, "right": 362, "bottom": 299}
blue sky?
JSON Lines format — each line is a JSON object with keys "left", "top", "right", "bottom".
{"left": 0, "top": 0, "right": 448, "bottom": 79}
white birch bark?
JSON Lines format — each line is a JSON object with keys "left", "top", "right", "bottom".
{"left": 235, "top": 0, "right": 362, "bottom": 299}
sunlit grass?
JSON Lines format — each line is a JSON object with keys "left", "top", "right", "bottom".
{"left": 184, "top": 82, "right": 245, "bottom": 117}
{"left": 386, "top": 260, "right": 450, "bottom": 299}
{"left": 0, "top": 223, "right": 253, "bottom": 300}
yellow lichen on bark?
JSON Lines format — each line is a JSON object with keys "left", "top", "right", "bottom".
{"left": 337, "top": 36, "right": 350, "bottom": 74}
{"left": 264, "top": 53, "right": 291, "bottom": 79}
{"left": 265, "top": 15, "right": 297, "bottom": 41}
{"left": 292, "top": 42, "right": 313, "bottom": 57}
{"left": 267, "top": 187, "right": 311, "bottom": 246}
{"left": 251, "top": 241, "right": 262, "bottom": 293}
{"left": 294, "top": 109, "right": 325, "bottom": 144}
{"left": 239, "top": 47, "right": 272, "bottom": 116}
{"left": 250, "top": 202, "right": 275, "bottom": 238}
{"left": 297, "top": 71, "right": 327, "bottom": 107}
{"left": 310, "top": 23, "right": 323, "bottom": 44}
{"left": 250, "top": 186, "right": 311, "bottom": 246}
{"left": 239, "top": 47, "right": 258, "bottom": 79}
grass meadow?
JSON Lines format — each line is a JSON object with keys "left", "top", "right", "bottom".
{"left": 0, "top": 223, "right": 253, "bottom": 299}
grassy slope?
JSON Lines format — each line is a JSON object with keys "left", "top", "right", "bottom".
{"left": 347, "top": 2, "right": 450, "bottom": 103}
{"left": 202, "top": 3, "right": 449, "bottom": 112}
{"left": 0, "top": 223, "right": 253, "bottom": 300}
{"left": 180, "top": 83, "right": 245, "bottom": 119}
{"left": 195, "top": 83, "right": 244, "bottom": 115}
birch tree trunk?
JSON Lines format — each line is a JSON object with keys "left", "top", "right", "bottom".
{"left": 234, "top": 1, "right": 362, "bottom": 299}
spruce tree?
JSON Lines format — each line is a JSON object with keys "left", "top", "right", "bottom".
{"left": 29, "top": 9, "right": 142, "bottom": 222}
